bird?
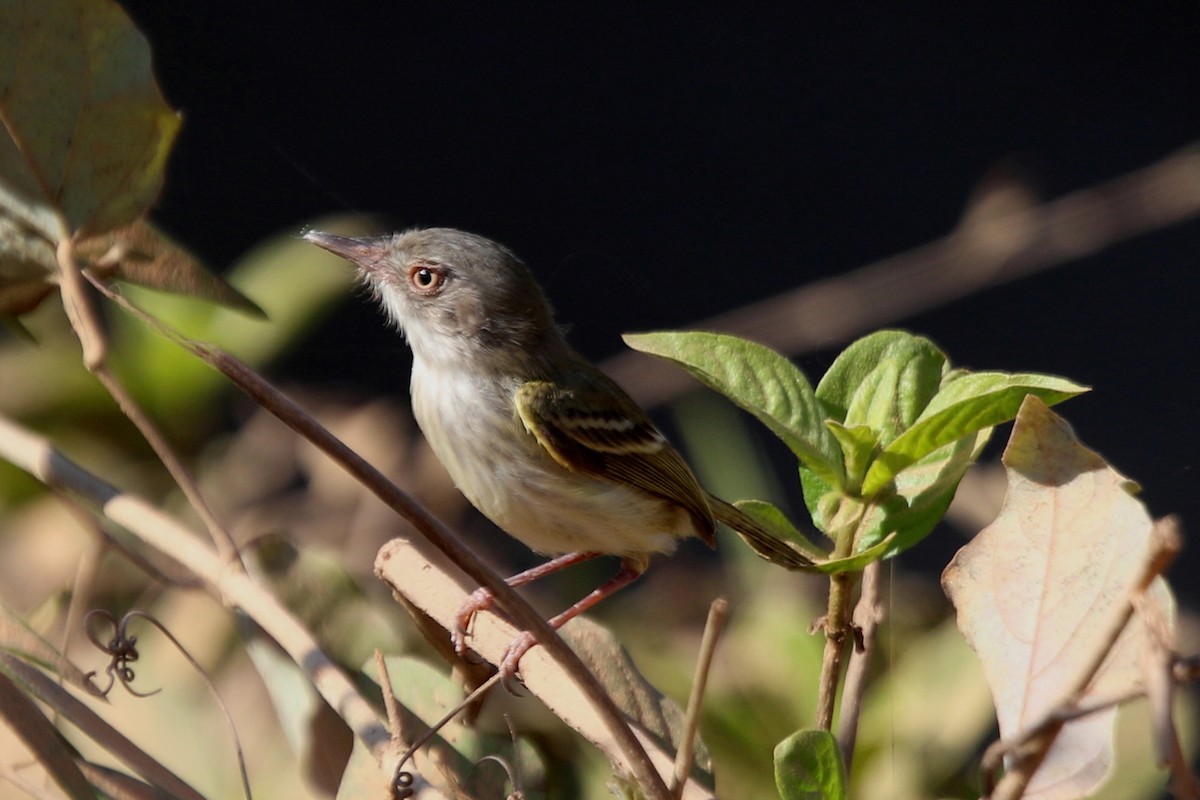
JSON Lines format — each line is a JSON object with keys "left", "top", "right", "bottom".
{"left": 305, "top": 226, "right": 812, "bottom": 676}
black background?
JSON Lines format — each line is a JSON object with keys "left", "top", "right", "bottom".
{"left": 118, "top": 3, "right": 1200, "bottom": 595}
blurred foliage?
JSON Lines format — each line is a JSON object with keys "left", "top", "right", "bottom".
{"left": 0, "top": 0, "right": 1193, "bottom": 795}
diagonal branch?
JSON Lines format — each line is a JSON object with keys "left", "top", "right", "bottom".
{"left": 0, "top": 413, "right": 392, "bottom": 765}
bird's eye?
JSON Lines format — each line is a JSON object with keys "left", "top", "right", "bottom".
{"left": 407, "top": 264, "right": 445, "bottom": 295}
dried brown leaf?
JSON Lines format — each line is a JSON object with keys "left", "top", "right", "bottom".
{"left": 81, "top": 219, "right": 264, "bottom": 314}
{"left": 942, "top": 396, "right": 1173, "bottom": 800}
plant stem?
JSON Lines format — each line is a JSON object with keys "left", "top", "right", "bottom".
{"left": 837, "top": 560, "right": 884, "bottom": 767}
{"left": 814, "top": 498, "right": 867, "bottom": 732}
{"left": 815, "top": 572, "right": 854, "bottom": 731}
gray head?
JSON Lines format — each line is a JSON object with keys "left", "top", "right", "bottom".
{"left": 305, "top": 227, "right": 563, "bottom": 369}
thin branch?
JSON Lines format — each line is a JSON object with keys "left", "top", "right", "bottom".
{"left": 837, "top": 560, "right": 884, "bottom": 770}
{"left": 54, "top": 239, "right": 242, "bottom": 567}
{"left": 672, "top": 597, "right": 728, "bottom": 799}
{"left": 0, "top": 652, "right": 208, "bottom": 800}
{"left": 604, "top": 145, "right": 1200, "bottom": 408}
{"left": 0, "top": 414, "right": 391, "bottom": 764}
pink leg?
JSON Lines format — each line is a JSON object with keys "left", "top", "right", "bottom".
{"left": 452, "top": 551, "right": 601, "bottom": 655}
{"left": 499, "top": 559, "right": 645, "bottom": 679}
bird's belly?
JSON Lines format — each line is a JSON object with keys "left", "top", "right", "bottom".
{"left": 411, "top": 370, "right": 691, "bottom": 559}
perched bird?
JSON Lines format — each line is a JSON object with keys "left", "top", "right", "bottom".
{"left": 306, "top": 227, "right": 810, "bottom": 675}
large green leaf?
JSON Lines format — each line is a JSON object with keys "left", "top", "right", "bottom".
{"left": 861, "top": 372, "right": 1088, "bottom": 495}
{"left": 624, "top": 331, "right": 844, "bottom": 488}
{"left": 815, "top": 330, "right": 946, "bottom": 442}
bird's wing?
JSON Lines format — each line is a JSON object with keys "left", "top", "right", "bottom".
{"left": 515, "top": 375, "right": 716, "bottom": 544}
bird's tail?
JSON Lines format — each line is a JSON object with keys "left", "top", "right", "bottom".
{"left": 708, "top": 495, "right": 820, "bottom": 571}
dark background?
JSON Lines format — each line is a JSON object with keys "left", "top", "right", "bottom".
{"left": 118, "top": 3, "right": 1199, "bottom": 592}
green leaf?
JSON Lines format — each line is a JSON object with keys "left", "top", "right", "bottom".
{"left": 811, "top": 532, "right": 896, "bottom": 575}
{"left": 862, "top": 372, "right": 1088, "bottom": 496}
{"left": 816, "top": 330, "right": 947, "bottom": 442}
{"left": 824, "top": 421, "right": 879, "bottom": 492}
{"left": 734, "top": 499, "right": 828, "bottom": 558}
{"left": 0, "top": 0, "right": 181, "bottom": 242}
{"left": 624, "top": 331, "right": 844, "bottom": 488}
{"left": 856, "top": 430, "right": 987, "bottom": 556}
{"left": 774, "top": 729, "right": 847, "bottom": 800}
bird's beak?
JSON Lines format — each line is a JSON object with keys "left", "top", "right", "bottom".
{"left": 303, "top": 230, "right": 390, "bottom": 269}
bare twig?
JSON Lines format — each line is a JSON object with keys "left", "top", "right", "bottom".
{"left": 985, "top": 516, "right": 1183, "bottom": 800}
{"left": 0, "top": 414, "right": 391, "bottom": 763}
{"left": 604, "top": 145, "right": 1200, "bottom": 408}
{"left": 55, "top": 239, "right": 242, "bottom": 566}
{"left": 837, "top": 560, "right": 884, "bottom": 769}
{"left": 672, "top": 597, "right": 728, "bottom": 799}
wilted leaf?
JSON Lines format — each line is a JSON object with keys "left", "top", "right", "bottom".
{"left": 624, "top": 331, "right": 844, "bottom": 488}
{"left": 774, "top": 729, "right": 846, "bottom": 800}
{"left": 0, "top": 211, "right": 58, "bottom": 315}
{"left": 734, "top": 499, "right": 827, "bottom": 556}
{"left": 81, "top": 220, "right": 263, "bottom": 314}
{"left": 0, "top": 0, "right": 181, "bottom": 243}
{"left": 942, "top": 396, "right": 1173, "bottom": 800}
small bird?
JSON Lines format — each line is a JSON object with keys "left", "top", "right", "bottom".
{"left": 305, "top": 227, "right": 811, "bottom": 675}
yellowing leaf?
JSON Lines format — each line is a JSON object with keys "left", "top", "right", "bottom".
{"left": 0, "top": 0, "right": 180, "bottom": 243}
{"left": 942, "top": 396, "right": 1173, "bottom": 800}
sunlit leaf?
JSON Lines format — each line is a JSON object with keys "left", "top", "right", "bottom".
{"left": 942, "top": 396, "right": 1174, "bottom": 800}
{"left": 862, "top": 372, "right": 1087, "bottom": 496}
{"left": 774, "top": 729, "right": 846, "bottom": 800}
{"left": 823, "top": 421, "right": 878, "bottom": 492}
{"left": 856, "top": 427, "right": 989, "bottom": 557}
{"left": 815, "top": 330, "right": 946, "bottom": 441}
{"left": 624, "top": 331, "right": 844, "bottom": 488}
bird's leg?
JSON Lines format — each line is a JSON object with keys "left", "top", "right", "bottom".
{"left": 499, "top": 559, "right": 645, "bottom": 680}
{"left": 452, "top": 551, "right": 601, "bottom": 655}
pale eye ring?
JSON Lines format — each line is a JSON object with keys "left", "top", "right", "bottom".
{"left": 407, "top": 264, "right": 445, "bottom": 295}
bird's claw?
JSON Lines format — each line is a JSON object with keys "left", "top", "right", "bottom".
{"left": 497, "top": 631, "right": 537, "bottom": 694}
{"left": 452, "top": 587, "right": 497, "bottom": 656}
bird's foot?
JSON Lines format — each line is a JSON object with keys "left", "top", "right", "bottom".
{"left": 452, "top": 587, "right": 496, "bottom": 656}
{"left": 497, "top": 631, "right": 537, "bottom": 691}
